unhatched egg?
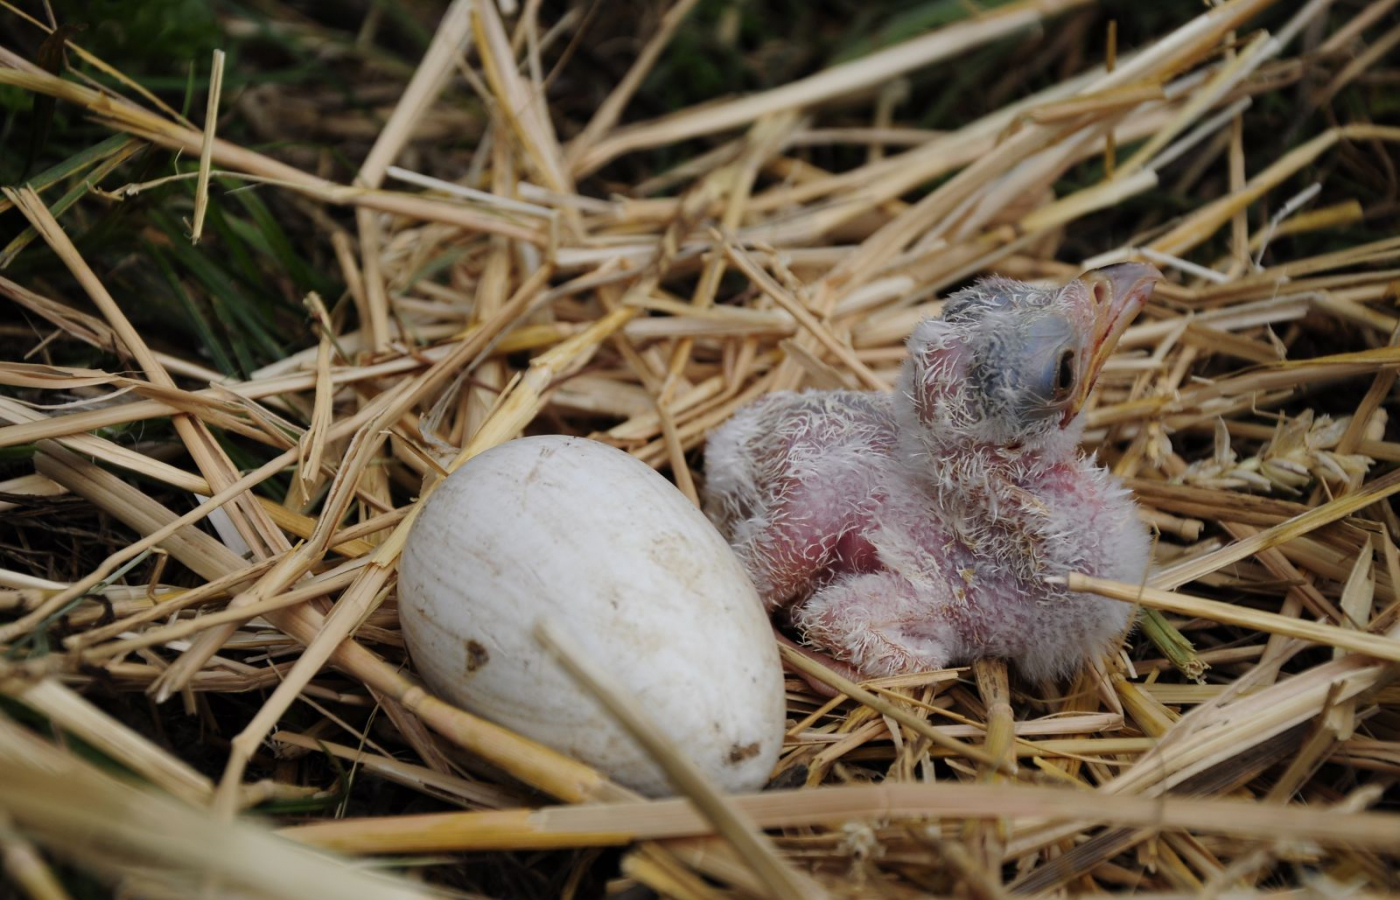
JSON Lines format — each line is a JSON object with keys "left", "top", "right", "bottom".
{"left": 398, "top": 435, "right": 786, "bottom": 797}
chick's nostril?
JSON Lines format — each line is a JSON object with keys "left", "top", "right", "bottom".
{"left": 1091, "top": 262, "right": 1164, "bottom": 309}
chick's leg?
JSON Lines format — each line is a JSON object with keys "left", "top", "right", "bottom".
{"left": 728, "top": 464, "right": 878, "bottom": 611}
{"left": 791, "top": 571, "right": 957, "bottom": 677}
{"left": 705, "top": 391, "right": 891, "bottom": 611}
{"left": 729, "top": 502, "right": 839, "bottom": 610}
{"left": 705, "top": 405, "right": 836, "bottom": 609}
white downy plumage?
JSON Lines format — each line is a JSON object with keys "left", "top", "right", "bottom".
{"left": 704, "top": 265, "right": 1161, "bottom": 681}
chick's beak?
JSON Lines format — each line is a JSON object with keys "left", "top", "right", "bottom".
{"left": 1065, "top": 262, "right": 1162, "bottom": 422}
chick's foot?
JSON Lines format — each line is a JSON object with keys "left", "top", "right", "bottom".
{"left": 791, "top": 571, "right": 957, "bottom": 677}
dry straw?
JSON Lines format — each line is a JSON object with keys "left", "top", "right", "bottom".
{"left": 2, "top": 0, "right": 1400, "bottom": 896}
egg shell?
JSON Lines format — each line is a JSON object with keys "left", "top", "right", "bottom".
{"left": 397, "top": 435, "right": 786, "bottom": 797}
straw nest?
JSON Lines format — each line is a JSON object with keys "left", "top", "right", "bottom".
{"left": 2, "top": 0, "right": 1399, "bottom": 897}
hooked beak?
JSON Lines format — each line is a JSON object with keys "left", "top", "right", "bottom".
{"left": 1064, "top": 262, "right": 1162, "bottom": 422}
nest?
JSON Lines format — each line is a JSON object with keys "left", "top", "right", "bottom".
{"left": 1, "top": 0, "right": 1399, "bottom": 897}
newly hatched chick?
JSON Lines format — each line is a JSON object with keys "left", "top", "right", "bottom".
{"left": 704, "top": 264, "right": 1162, "bottom": 681}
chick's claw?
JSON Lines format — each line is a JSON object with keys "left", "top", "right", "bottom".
{"left": 704, "top": 264, "right": 1163, "bottom": 682}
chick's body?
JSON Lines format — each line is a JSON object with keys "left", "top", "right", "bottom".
{"left": 703, "top": 265, "right": 1161, "bottom": 680}
{"left": 704, "top": 389, "right": 1146, "bottom": 680}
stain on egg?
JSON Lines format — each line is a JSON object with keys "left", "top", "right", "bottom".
{"left": 464, "top": 640, "right": 489, "bottom": 673}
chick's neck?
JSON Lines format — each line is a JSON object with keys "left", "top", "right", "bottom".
{"left": 892, "top": 391, "right": 1088, "bottom": 530}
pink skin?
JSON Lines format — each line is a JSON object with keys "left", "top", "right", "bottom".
{"left": 705, "top": 264, "right": 1162, "bottom": 683}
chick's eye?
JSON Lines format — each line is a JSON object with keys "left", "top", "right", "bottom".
{"left": 1053, "top": 349, "right": 1076, "bottom": 398}
{"left": 1013, "top": 316, "right": 1077, "bottom": 418}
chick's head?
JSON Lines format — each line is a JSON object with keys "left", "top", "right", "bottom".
{"left": 899, "top": 263, "right": 1161, "bottom": 458}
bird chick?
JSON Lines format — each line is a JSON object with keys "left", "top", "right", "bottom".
{"left": 703, "top": 264, "right": 1162, "bottom": 681}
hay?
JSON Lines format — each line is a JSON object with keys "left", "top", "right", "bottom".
{"left": 2, "top": 0, "right": 1399, "bottom": 896}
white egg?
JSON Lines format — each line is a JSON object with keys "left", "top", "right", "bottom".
{"left": 397, "top": 435, "right": 786, "bottom": 797}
